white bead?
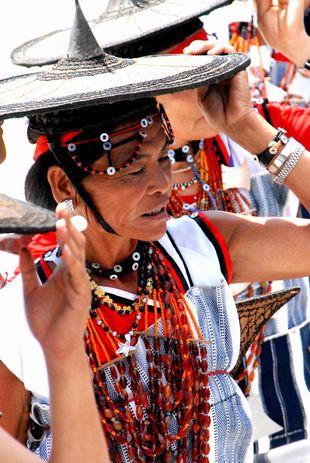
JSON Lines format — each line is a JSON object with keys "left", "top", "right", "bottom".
{"left": 168, "top": 149, "right": 175, "bottom": 156}
{"left": 100, "top": 133, "right": 109, "bottom": 142}
{"left": 103, "top": 141, "right": 112, "bottom": 151}
{"left": 132, "top": 262, "right": 139, "bottom": 271}
{"left": 112, "top": 331, "right": 117, "bottom": 336}
{"left": 91, "top": 262, "right": 100, "bottom": 269}
{"left": 140, "top": 118, "right": 148, "bottom": 128}
{"left": 113, "top": 264, "right": 122, "bottom": 273}
{"left": 97, "top": 320, "right": 102, "bottom": 325}
{"left": 68, "top": 143, "right": 76, "bottom": 152}
{"left": 191, "top": 212, "right": 198, "bottom": 218}
{"left": 203, "top": 183, "right": 210, "bottom": 192}
{"left": 186, "top": 154, "right": 193, "bottom": 163}
{"left": 139, "top": 131, "right": 147, "bottom": 139}
{"left": 132, "top": 252, "right": 141, "bottom": 261}
{"left": 182, "top": 203, "right": 190, "bottom": 210}
{"left": 107, "top": 166, "right": 116, "bottom": 176}
{"left": 136, "top": 314, "right": 141, "bottom": 320}
{"left": 169, "top": 157, "right": 175, "bottom": 164}
{"left": 182, "top": 144, "right": 190, "bottom": 153}
{"left": 199, "top": 140, "right": 204, "bottom": 150}
{"left": 110, "top": 274, "right": 118, "bottom": 280}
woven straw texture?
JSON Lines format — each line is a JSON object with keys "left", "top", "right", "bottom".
{"left": 0, "top": 194, "right": 56, "bottom": 234}
{"left": 11, "top": 0, "right": 234, "bottom": 66}
{"left": 0, "top": 52, "right": 250, "bottom": 119}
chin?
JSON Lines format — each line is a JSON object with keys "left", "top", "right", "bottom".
{"left": 131, "top": 216, "right": 168, "bottom": 242}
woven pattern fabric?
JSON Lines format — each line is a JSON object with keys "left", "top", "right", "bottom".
{"left": 11, "top": 0, "right": 234, "bottom": 66}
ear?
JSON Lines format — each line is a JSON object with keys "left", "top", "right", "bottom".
{"left": 47, "top": 166, "right": 77, "bottom": 205}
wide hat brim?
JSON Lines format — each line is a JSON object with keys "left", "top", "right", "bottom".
{"left": 0, "top": 193, "right": 56, "bottom": 234}
{"left": 11, "top": 0, "right": 234, "bottom": 67}
{"left": 0, "top": 52, "right": 250, "bottom": 120}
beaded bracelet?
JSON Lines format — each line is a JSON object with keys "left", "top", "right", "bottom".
{"left": 257, "top": 128, "right": 289, "bottom": 167}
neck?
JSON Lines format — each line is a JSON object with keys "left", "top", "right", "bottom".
{"left": 85, "top": 229, "right": 138, "bottom": 269}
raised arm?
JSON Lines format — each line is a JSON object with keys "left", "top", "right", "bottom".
{"left": 206, "top": 210, "right": 310, "bottom": 283}
{"left": 197, "top": 67, "right": 310, "bottom": 210}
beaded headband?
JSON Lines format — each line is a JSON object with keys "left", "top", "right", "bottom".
{"left": 34, "top": 105, "right": 174, "bottom": 176}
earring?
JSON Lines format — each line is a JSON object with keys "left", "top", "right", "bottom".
{"left": 64, "top": 199, "right": 74, "bottom": 217}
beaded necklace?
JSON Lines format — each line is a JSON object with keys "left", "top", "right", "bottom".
{"left": 86, "top": 241, "right": 148, "bottom": 280}
{"left": 167, "top": 137, "right": 254, "bottom": 218}
{"left": 84, "top": 240, "right": 215, "bottom": 462}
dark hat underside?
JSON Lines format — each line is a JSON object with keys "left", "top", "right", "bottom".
{"left": 11, "top": 0, "right": 234, "bottom": 67}
{"left": 0, "top": 194, "right": 56, "bottom": 234}
{"left": 0, "top": 53, "right": 250, "bottom": 120}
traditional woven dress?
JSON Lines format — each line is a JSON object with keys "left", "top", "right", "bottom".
{"left": 0, "top": 214, "right": 253, "bottom": 462}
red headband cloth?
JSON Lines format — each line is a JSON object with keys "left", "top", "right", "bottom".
{"left": 34, "top": 131, "right": 82, "bottom": 161}
{"left": 168, "top": 29, "right": 209, "bottom": 54}
{"left": 33, "top": 115, "right": 163, "bottom": 161}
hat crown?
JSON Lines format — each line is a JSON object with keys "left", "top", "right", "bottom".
{"left": 67, "top": 0, "right": 104, "bottom": 60}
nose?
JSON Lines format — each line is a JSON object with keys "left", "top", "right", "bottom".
{"left": 147, "top": 160, "right": 172, "bottom": 197}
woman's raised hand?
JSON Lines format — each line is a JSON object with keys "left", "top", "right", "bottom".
{"left": 183, "top": 38, "right": 256, "bottom": 139}
{"left": 254, "top": 0, "right": 310, "bottom": 67}
{"left": 19, "top": 203, "right": 90, "bottom": 357}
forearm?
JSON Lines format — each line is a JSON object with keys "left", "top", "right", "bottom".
{"left": 45, "top": 349, "right": 109, "bottom": 463}
{"left": 223, "top": 110, "right": 310, "bottom": 210}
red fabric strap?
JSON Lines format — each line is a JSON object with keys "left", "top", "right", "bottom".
{"left": 34, "top": 131, "right": 82, "bottom": 160}
{"left": 198, "top": 212, "right": 233, "bottom": 284}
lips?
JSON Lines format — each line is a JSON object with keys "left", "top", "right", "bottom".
{"left": 142, "top": 206, "right": 165, "bottom": 217}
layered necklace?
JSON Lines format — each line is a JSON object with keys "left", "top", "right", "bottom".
{"left": 167, "top": 137, "right": 254, "bottom": 218}
{"left": 84, "top": 240, "right": 214, "bottom": 462}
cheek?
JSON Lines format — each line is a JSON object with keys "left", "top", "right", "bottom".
{"left": 85, "top": 177, "right": 145, "bottom": 218}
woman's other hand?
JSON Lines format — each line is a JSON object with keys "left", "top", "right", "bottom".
{"left": 20, "top": 203, "right": 90, "bottom": 358}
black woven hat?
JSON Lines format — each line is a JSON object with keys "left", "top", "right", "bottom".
{"left": 0, "top": 193, "right": 56, "bottom": 234}
{"left": 11, "top": 0, "right": 234, "bottom": 67}
{"left": 0, "top": 0, "right": 249, "bottom": 120}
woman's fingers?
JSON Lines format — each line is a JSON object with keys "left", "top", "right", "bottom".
{"left": 183, "top": 40, "right": 236, "bottom": 56}
{"left": 19, "top": 247, "right": 39, "bottom": 295}
{"left": 55, "top": 203, "right": 88, "bottom": 293}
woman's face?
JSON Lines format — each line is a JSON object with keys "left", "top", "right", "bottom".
{"left": 79, "top": 116, "right": 172, "bottom": 241}
{"left": 157, "top": 88, "right": 218, "bottom": 142}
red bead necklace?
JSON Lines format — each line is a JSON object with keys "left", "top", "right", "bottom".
{"left": 84, "top": 242, "right": 213, "bottom": 462}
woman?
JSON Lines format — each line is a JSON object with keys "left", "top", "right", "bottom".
{"left": 0, "top": 79, "right": 310, "bottom": 463}
{"left": 0, "top": 3, "right": 309, "bottom": 463}
{"left": 0, "top": 201, "right": 109, "bottom": 463}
